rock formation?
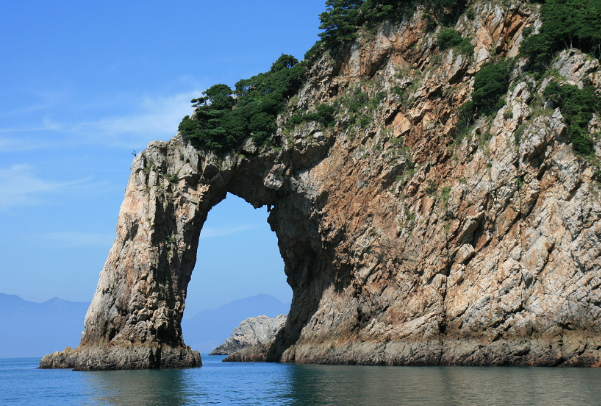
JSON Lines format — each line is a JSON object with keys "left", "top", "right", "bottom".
{"left": 210, "top": 315, "right": 287, "bottom": 355}
{"left": 42, "top": 2, "right": 601, "bottom": 369}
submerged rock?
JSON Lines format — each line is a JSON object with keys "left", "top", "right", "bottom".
{"left": 210, "top": 315, "right": 287, "bottom": 355}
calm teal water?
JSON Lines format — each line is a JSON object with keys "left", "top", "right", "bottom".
{"left": 2, "top": 355, "right": 601, "bottom": 405}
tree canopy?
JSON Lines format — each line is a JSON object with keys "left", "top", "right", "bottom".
{"left": 520, "top": 0, "right": 601, "bottom": 70}
{"left": 178, "top": 55, "right": 306, "bottom": 154}
{"left": 543, "top": 82, "right": 600, "bottom": 156}
{"left": 318, "top": 0, "right": 467, "bottom": 48}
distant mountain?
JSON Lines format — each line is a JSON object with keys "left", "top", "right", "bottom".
{"left": 181, "top": 294, "right": 289, "bottom": 353}
{"left": 0, "top": 293, "right": 289, "bottom": 358}
{"left": 0, "top": 293, "right": 89, "bottom": 358}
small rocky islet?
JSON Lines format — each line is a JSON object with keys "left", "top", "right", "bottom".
{"left": 210, "top": 315, "right": 287, "bottom": 356}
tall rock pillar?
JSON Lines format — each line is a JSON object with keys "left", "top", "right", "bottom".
{"left": 40, "top": 136, "right": 231, "bottom": 370}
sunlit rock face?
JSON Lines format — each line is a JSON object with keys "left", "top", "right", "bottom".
{"left": 42, "top": 2, "right": 601, "bottom": 370}
{"left": 211, "top": 315, "right": 287, "bottom": 356}
{"left": 38, "top": 126, "right": 333, "bottom": 370}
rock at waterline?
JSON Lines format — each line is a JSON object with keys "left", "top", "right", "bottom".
{"left": 210, "top": 314, "right": 287, "bottom": 355}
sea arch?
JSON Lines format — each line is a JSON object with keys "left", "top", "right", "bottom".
{"left": 40, "top": 134, "right": 339, "bottom": 370}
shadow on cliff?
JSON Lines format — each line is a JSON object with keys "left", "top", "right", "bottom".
{"left": 218, "top": 142, "right": 351, "bottom": 361}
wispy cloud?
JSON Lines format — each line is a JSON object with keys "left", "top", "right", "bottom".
{"left": 199, "top": 224, "right": 262, "bottom": 239}
{"left": 0, "top": 135, "right": 57, "bottom": 152}
{"left": 66, "top": 90, "right": 202, "bottom": 149}
{"left": 0, "top": 89, "right": 203, "bottom": 151}
{"left": 36, "top": 231, "right": 115, "bottom": 248}
{"left": 0, "top": 87, "right": 71, "bottom": 119}
{"left": 0, "top": 164, "right": 89, "bottom": 211}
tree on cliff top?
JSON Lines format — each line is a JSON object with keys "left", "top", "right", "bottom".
{"left": 179, "top": 54, "right": 305, "bottom": 154}
{"left": 319, "top": 0, "right": 364, "bottom": 47}
{"left": 318, "top": 0, "right": 467, "bottom": 49}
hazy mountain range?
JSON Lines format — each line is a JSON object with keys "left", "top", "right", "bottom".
{"left": 0, "top": 293, "right": 288, "bottom": 358}
{"left": 0, "top": 293, "right": 88, "bottom": 358}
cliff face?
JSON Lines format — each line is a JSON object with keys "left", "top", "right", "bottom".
{"left": 41, "top": 2, "right": 601, "bottom": 370}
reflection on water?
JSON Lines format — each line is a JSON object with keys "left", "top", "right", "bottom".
{"left": 2, "top": 356, "right": 601, "bottom": 405}
{"left": 81, "top": 356, "right": 295, "bottom": 405}
{"left": 84, "top": 369, "right": 193, "bottom": 406}
{"left": 282, "top": 364, "right": 601, "bottom": 405}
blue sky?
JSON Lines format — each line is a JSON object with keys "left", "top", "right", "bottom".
{"left": 0, "top": 0, "right": 325, "bottom": 315}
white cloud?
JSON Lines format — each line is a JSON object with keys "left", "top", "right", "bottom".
{"left": 0, "top": 134, "right": 59, "bottom": 152}
{"left": 0, "top": 164, "right": 88, "bottom": 211}
{"left": 0, "top": 87, "right": 205, "bottom": 152}
{"left": 199, "top": 224, "right": 262, "bottom": 239}
{"left": 0, "top": 88, "right": 70, "bottom": 119}
{"left": 0, "top": 136, "right": 42, "bottom": 152}
{"left": 69, "top": 90, "right": 202, "bottom": 149}
{"left": 36, "top": 231, "right": 115, "bottom": 248}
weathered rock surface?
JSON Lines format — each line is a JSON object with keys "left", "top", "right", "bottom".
{"left": 210, "top": 315, "right": 287, "bottom": 355}
{"left": 42, "top": 2, "right": 601, "bottom": 369}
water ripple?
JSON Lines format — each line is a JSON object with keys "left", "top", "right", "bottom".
{"left": 2, "top": 356, "right": 601, "bottom": 405}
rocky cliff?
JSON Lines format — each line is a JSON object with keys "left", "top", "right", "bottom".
{"left": 41, "top": 1, "right": 601, "bottom": 369}
{"left": 210, "top": 315, "right": 287, "bottom": 355}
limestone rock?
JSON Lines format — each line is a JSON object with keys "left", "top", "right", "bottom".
{"left": 210, "top": 315, "right": 287, "bottom": 355}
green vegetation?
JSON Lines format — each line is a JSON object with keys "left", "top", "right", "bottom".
{"left": 179, "top": 0, "right": 478, "bottom": 154}
{"left": 467, "top": 59, "right": 514, "bottom": 115}
{"left": 437, "top": 28, "right": 473, "bottom": 55}
{"left": 517, "top": 0, "right": 601, "bottom": 157}
{"left": 426, "top": 179, "right": 438, "bottom": 195}
{"left": 337, "top": 86, "right": 372, "bottom": 129}
{"left": 319, "top": 0, "right": 467, "bottom": 49}
{"left": 344, "top": 88, "right": 370, "bottom": 115}
{"left": 143, "top": 158, "right": 155, "bottom": 174}
{"left": 456, "top": 59, "right": 514, "bottom": 134}
{"left": 520, "top": 0, "right": 601, "bottom": 71}
{"left": 440, "top": 185, "right": 452, "bottom": 204}
{"left": 543, "top": 82, "right": 600, "bottom": 156}
{"left": 319, "top": 0, "right": 364, "bottom": 48}
{"left": 288, "top": 104, "right": 336, "bottom": 127}
{"left": 179, "top": 54, "right": 306, "bottom": 154}
{"left": 166, "top": 172, "right": 179, "bottom": 184}
{"left": 403, "top": 205, "right": 416, "bottom": 223}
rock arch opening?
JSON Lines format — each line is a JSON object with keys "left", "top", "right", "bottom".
{"left": 40, "top": 134, "right": 342, "bottom": 370}
{"left": 181, "top": 193, "right": 291, "bottom": 353}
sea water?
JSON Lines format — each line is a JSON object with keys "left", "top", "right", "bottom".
{"left": 2, "top": 355, "right": 601, "bottom": 405}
